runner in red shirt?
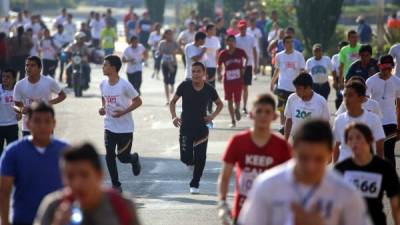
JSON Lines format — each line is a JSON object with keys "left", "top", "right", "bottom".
{"left": 217, "top": 35, "right": 247, "bottom": 128}
{"left": 217, "top": 93, "right": 292, "bottom": 224}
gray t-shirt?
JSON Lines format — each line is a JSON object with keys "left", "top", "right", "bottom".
{"left": 34, "top": 190, "right": 140, "bottom": 225}
{"left": 158, "top": 40, "right": 179, "bottom": 64}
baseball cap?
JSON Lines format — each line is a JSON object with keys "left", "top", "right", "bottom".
{"left": 238, "top": 19, "right": 247, "bottom": 28}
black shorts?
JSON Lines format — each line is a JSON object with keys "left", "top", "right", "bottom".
{"left": 206, "top": 68, "right": 217, "bottom": 80}
{"left": 244, "top": 66, "right": 253, "bottom": 86}
{"left": 275, "top": 89, "right": 293, "bottom": 112}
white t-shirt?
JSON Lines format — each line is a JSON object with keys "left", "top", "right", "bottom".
{"left": 178, "top": 30, "right": 195, "bottom": 46}
{"left": 275, "top": 50, "right": 306, "bottom": 92}
{"left": 13, "top": 75, "right": 63, "bottom": 131}
{"left": 235, "top": 34, "right": 257, "bottom": 66}
{"left": 30, "top": 36, "right": 40, "bottom": 57}
{"left": 331, "top": 54, "right": 340, "bottom": 76}
{"left": 284, "top": 92, "right": 330, "bottom": 136}
{"left": 336, "top": 98, "right": 383, "bottom": 118}
{"left": 0, "top": 86, "right": 17, "bottom": 126}
{"left": 90, "top": 20, "right": 105, "bottom": 39}
{"left": 184, "top": 43, "right": 204, "bottom": 79}
{"left": 24, "top": 22, "right": 42, "bottom": 36}
{"left": 100, "top": 78, "right": 139, "bottom": 133}
{"left": 246, "top": 27, "right": 262, "bottom": 53}
{"left": 238, "top": 161, "right": 371, "bottom": 225}
{"left": 0, "top": 20, "right": 11, "bottom": 36}
{"left": 53, "top": 15, "right": 65, "bottom": 27}
{"left": 147, "top": 32, "right": 161, "bottom": 51}
{"left": 389, "top": 44, "right": 400, "bottom": 77}
{"left": 306, "top": 56, "right": 332, "bottom": 84}
{"left": 334, "top": 111, "right": 385, "bottom": 162}
{"left": 63, "top": 22, "right": 77, "bottom": 44}
{"left": 366, "top": 74, "right": 400, "bottom": 125}
{"left": 123, "top": 44, "right": 146, "bottom": 74}
{"left": 53, "top": 33, "right": 69, "bottom": 49}
{"left": 40, "top": 39, "right": 58, "bottom": 60}
{"left": 203, "top": 36, "right": 220, "bottom": 68}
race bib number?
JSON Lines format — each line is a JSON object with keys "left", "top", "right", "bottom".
{"left": 226, "top": 69, "right": 240, "bottom": 81}
{"left": 1, "top": 94, "right": 13, "bottom": 105}
{"left": 295, "top": 109, "right": 312, "bottom": 119}
{"left": 238, "top": 170, "right": 259, "bottom": 196}
{"left": 343, "top": 171, "right": 382, "bottom": 198}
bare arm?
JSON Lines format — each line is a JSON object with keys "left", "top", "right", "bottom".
{"left": 376, "top": 139, "right": 384, "bottom": 158}
{"left": 284, "top": 118, "right": 292, "bottom": 141}
{"left": 338, "top": 63, "right": 344, "bottom": 88}
{"left": 217, "top": 163, "right": 234, "bottom": 201}
{"left": 253, "top": 47, "right": 257, "bottom": 70}
{"left": 390, "top": 196, "right": 400, "bottom": 225}
{"left": 142, "top": 50, "right": 149, "bottom": 61}
{"left": 333, "top": 142, "right": 340, "bottom": 163}
{"left": 14, "top": 101, "right": 26, "bottom": 114}
{"left": 0, "top": 176, "right": 14, "bottom": 225}
{"left": 191, "top": 48, "right": 206, "bottom": 62}
{"left": 397, "top": 98, "right": 400, "bottom": 128}
{"left": 210, "top": 98, "right": 223, "bottom": 120}
{"left": 48, "top": 91, "right": 66, "bottom": 105}
{"left": 270, "top": 68, "right": 280, "bottom": 91}
{"left": 169, "top": 95, "right": 181, "bottom": 127}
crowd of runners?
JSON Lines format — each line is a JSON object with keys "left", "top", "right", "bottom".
{"left": 1, "top": 4, "right": 400, "bottom": 225}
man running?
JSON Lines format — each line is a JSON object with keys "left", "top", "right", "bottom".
{"left": 170, "top": 62, "right": 223, "bottom": 194}
{"left": 270, "top": 35, "right": 305, "bottom": 133}
{"left": 333, "top": 81, "right": 385, "bottom": 162}
{"left": 184, "top": 32, "right": 206, "bottom": 80}
{"left": 217, "top": 93, "right": 291, "bottom": 224}
{"left": 0, "top": 102, "right": 68, "bottom": 225}
{"left": 284, "top": 72, "right": 330, "bottom": 140}
{"left": 217, "top": 35, "right": 247, "bottom": 127}
{"left": 366, "top": 54, "right": 400, "bottom": 167}
{"left": 99, "top": 55, "right": 142, "bottom": 192}
{"left": 235, "top": 20, "right": 257, "bottom": 114}
{"left": 13, "top": 56, "right": 66, "bottom": 136}
{"left": 238, "top": 120, "right": 371, "bottom": 225}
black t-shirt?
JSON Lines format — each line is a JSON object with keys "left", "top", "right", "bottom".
{"left": 335, "top": 156, "right": 399, "bottom": 225}
{"left": 176, "top": 80, "right": 219, "bottom": 131}
{"left": 346, "top": 58, "right": 379, "bottom": 81}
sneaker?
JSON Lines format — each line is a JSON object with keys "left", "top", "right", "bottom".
{"left": 278, "top": 127, "right": 285, "bottom": 135}
{"left": 229, "top": 121, "right": 236, "bottom": 128}
{"left": 131, "top": 153, "right": 141, "bottom": 176}
{"left": 190, "top": 187, "right": 200, "bottom": 195}
{"left": 113, "top": 185, "right": 122, "bottom": 193}
{"left": 242, "top": 108, "right": 248, "bottom": 115}
{"left": 235, "top": 108, "right": 241, "bottom": 121}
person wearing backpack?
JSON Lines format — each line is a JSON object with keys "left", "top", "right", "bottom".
{"left": 34, "top": 142, "right": 141, "bottom": 225}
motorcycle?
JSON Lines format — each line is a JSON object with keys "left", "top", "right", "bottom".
{"left": 71, "top": 53, "right": 85, "bottom": 97}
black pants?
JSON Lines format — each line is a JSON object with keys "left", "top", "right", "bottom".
{"left": 0, "top": 124, "right": 18, "bottom": 156}
{"left": 312, "top": 82, "right": 330, "bottom": 100}
{"left": 152, "top": 50, "right": 161, "bottom": 71}
{"left": 127, "top": 71, "right": 142, "bottom": 95}
{"left": 383, "top": 124, "right": 397, "bottom": 167}
{"left": 179, "top": 128, "right": 208, "bottom": 188}
{"left": 207, "top": 68, "right": 216, "bottom": 113}
{"left": 104, "top": 130, "right": 135, "bottom": 187}
{"left": 42, "top": 59, "right": 58, "bottom": 78}
{"left": 161, "top": 63, "right": 177, "bottom": 85}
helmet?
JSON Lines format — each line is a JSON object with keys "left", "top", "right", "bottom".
{"left": 74, "top": 32, "right": 86, "bottom": 41}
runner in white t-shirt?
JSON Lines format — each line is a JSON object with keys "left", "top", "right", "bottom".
{"left": 305, "top": 44, "right": 333, "bottom": 100}
{"left": 147, "top": 23, "right": 162, "bottom": 79}
{"left": 63, "top": 14, "right": 77, "bottom": 44}
{"left": 99, "top": 55, "right": 142, "bottom": 192}
{"left": 13, "top": 56, "right": 66, "bottom": 136}
{"left": 204, "top": 24, "right": 221, "bottom": 113}
{"left": 89, "top": 13, "right": 105, "bottom": 48}
{"left": 389, "top": 43, "right": 400, "bottom": 77}
{"left": 284, "top": 73, "right": 330, "bottom": 140}
{"left": 184, "top": 32, "right": 206, "bottom": 80}
{"left": 332, "top": 41, "right": 349, "bottom": 109}
{"left": 235, "top": 20, "right": 257, "bottom": 114}
{"left": 366, "top": 54, "right": 400, "bottom": 167}
{"left": 0, "top": 69, "right": 20, "bottom": 156}
{"left": 271, "top": 36, "right": 305, "bottom": 133}
{"left": 333, "top": 81, "right": 385, "bottom": 163}
{"left": 40, "top": 28, "right": 59, "bottom": 78}
{"left": 178, "top": 22, "right": 196, "bottom": 67}
{"left": 239, "top": 120, "right": 371, "bottom": 225}
{"left": 122, "top": 35, "right": 148, "bottom": 95}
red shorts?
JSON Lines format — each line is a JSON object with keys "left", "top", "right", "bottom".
{"left": 224, "top": 83, "right": 243, "bottom": 102}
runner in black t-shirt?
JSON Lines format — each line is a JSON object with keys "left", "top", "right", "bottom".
{"left": 335, "top": 122, "right": 400, "bottom": 225}
{"left": 169, "top": 61, "right": 223, "bottom": 194}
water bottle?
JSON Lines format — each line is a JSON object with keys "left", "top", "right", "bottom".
{"left": 69, "top": 201, "right": 83, "bottom": 225}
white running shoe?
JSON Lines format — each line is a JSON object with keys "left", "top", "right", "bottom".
{"left": 190, "top": 187, "right": 200, "bottom": 195}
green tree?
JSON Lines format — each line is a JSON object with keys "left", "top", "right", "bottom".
{"left": 262, "top": 0, "right": 296, "bottom": 29}
{"left": 295, "top": 0, "right": 344, "bottom": 54}
{"left": 223, "top": 0, "right": 245, "bottom": 22}
{"left": 145, "top": 0, "right": 166, "bottom": 23}
{"left": 197, "top": 0, "right": 215, "bottom": 19}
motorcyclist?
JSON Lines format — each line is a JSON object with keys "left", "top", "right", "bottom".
{"left": 65, "top": 32, "right": 91, "bottom": 89}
